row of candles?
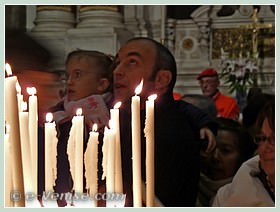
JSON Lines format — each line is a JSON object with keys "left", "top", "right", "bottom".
{"left": 4, "top": 63, "right": 157, "bottom": 207}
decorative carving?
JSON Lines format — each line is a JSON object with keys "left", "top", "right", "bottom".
{"left": 182, "top": 38, "right": 194, "bottom": 50}
{"left": 212, "top": 27, "right": 274, "bottom": 59}
{"left": 238, "top": 5, "right": 253, "bottom": 16}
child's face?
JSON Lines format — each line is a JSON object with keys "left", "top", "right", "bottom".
{"left": 66, "top": 56, "right": 103, "bottom": 101}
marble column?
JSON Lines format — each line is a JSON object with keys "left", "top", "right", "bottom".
{"left": 67, "top": 5, "right": 133, "bottom": 57}
{"left": 32, "top": 5, "right": 75, "bottom": 32}
{"left": 77, "top": 5, "right": 123, "bottom": 28}
{"left": 29, "top": 5, "right": 76, "bottom": 70}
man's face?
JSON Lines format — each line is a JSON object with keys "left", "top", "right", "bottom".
{"left": 199, "top": 76, "right": 219, "bottom": 97}
{"left": 113, "top": 40, "right": 157, "bottom": 105}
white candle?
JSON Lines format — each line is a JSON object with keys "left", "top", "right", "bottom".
{"left": 16, "top": 81, "right": 23, "bottom": 113}
{"left": 5, "top": 63, "right": 25, "bottom": 206}
{"left": 5, "top": 124, "right": 13, "bottom": 207}
{"left": 102, "top": 127, "right": 109, "bottom": 180}
{"left": 144, "top": 94, "right": 157, "bottom": 207}
{"left": 44, "top": 113, "right": 58, "bottom": 192}
{"left": 19, "top": 102, "right": 33, "bottom": 194}
{"left": 27, "top": 86, "right": 38, "bottom": 196}
{"left": 107, "top": 121, "right": 116, "bottom": 196}
{"left": 110, "top": 102, "right": 123, "bottom": 194}
{"left": 161, "top": 5, "right": 166, "bottom": 42}
{"left": 75, "top": 108, "right": 84, "bottom": 193}
{"left": 84, "top": 124, "right": 99, "bottom": 207}
{"left": 131, "top": 80, "right": 143, "bottom": 207}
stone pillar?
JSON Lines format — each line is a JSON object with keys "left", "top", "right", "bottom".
{"left": 147, "top": 5, "right": 163, "bottom": 43}
{"left": 32, "top": 5, "right": 75, "bottom": 32}
{"left": 123, "top": 5, "right": 141, "bottom": 36}
{"left": 29, "top": 6, "right": 76, "bottom": 70}
{"left": 77, "top": 5, "right": 123, "bottom": 28}
{"left": 67, "top": 5, "right": 133, "bottom": 58}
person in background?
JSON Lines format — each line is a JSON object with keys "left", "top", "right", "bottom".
{"left": 112, "top": 37, "right": 201, "bottom": 206}
{"left": 38, "top": 50, "right": 114, "bottom": 206}
{"left": 197, "top": 68, "right": 240, "bottom": 120}
{"left": 196, "top": 117, "right": 256, "bottom": 206}
{"left": 179, "top": 94, "right": 217, "bottom": 152}
{"left": 182, "top": 94, "right": 217, "bottom": 119}
{"left": 242, "top": 91, "right": 274, "bottom": 137}
{"left": 212, "top": 99, "right": 275, "bottom": 206}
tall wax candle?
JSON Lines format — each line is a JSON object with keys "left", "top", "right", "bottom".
{"left": 84, "top": 124, "right": 99, "bottom": 207}
{"left": 16, "top": 81, "right": 23, "bottom": 113}
{"left": 27, "top": 87, "right": 38, "bottom": 196}
{"left": 19, "top": 102, "right": 33, "bottom": 193}
{"left": 75, "top": 108, "right": 84, "bottom": 194}
{"left": 144, "top": 94, "right": 157, "bottom": 207}
{"left": 5, "top": 124, "right": 13, "bottom": 207}
{"left": 5, "top": 63, "right": 25, "bottom": 206}
{"left": 44, "top": 113, "right": 58, "bottom": 192}
{"left": 110, "top": 102, "right": 123, "bottom": 193}
{"left": 131, "top": 80, "right": 143, "bottom": 207}
{"left": 107, "top": 121, "right": 116, "bottom": 197}
{"left": 102, "top": 127, "right": 109, "bottom": 180}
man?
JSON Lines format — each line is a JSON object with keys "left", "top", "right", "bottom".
{"left": 112, "top": 37, "right": 200, "bottom": 206}
{"left": 197, "top": 68, "right": 240, "bottom": 120}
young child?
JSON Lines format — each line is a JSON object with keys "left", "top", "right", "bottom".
{"left": 38, "top": 50, "right": 114, "bottom": 206}
{"left": 51, "top": 50, "right": 113, "bottom": 127}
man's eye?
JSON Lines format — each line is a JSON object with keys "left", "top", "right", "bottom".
{"left": 75, "top": 70, "right": 81, "bottom": 79}
{"left": 129, "top": 59, "right": 137, "bottom": 65}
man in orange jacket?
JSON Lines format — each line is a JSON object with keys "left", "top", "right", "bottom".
{"left": 197, "top": 68, "right": 240, "bottom": 120}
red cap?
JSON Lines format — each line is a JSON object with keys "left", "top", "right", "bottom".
{"left": 197, "top": 68, "right": 218, "bottom": 80}
{"left": 173, "top": 92, "right": 182, "bottom": 100}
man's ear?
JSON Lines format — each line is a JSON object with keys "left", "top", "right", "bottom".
{"left": 154, "top": 70, "right": 172, "bottom": 90}
{"left": 97, "top": 78, "right": 110, "bottom": 93}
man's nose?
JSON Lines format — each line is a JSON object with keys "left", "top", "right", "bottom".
{"left": 113, "top": 65, "right": 124, "bottom": 78}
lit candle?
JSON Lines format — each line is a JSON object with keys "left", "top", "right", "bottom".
{"left": 110, "top": 102, "right": 123, "bottom": 194}
{"left": 27, "top": 86, "right": 38, "bottom": 196}
{"left": 5, "top": 124, "right": 13, "bottom": 207}
{"left": 5, "top": 63, "right": 25, "bottom": 206}
{"left": 19, "top": 102, "right": 33, "bottom": 194}
{"left": 16, "top": 81, "right": 23, "bottom": 113}
{"left": 107, "top": 121, "right": 116, "bottom": 196}
{"left": 84, "top": 124, "right": 99, "bottom": 207}
{"left": 44, "top": 113, "right": 58, "bottom": 192}
{"left": 67, "top": 108, "right": 84, "bottom": 194}
{"left": 144, "top": 94, "right": 157, "bottom": 207}
{"left": 131, "top": 80, "right": 143, "bottom": 207}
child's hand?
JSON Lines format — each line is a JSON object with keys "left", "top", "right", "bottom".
{"left": 200, "top": 127, "right": 216, "bottom": 153}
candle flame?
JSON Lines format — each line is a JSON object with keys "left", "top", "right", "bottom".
{"left": 5, "top": 63, "right": 12, "bottom": 76}
{"left": 21, "top": 101, "right": 27, "bottom": 111}
{"left": 114, "top": 101, "right": 122, "bottom": 109}
{"left": 16, "top": 81, "right": 21, "bottom": 93}
{"left": 27, "top": 87, "right": 37, "bottom": 95}
{"left": 134, "top": 79, "right": 143, "bottom": 95}
{"left": 148, "top": 94, "right": 157, "bottom": 101}
{"left": 46, "top": 113, "right": 53, "bottom": 123}
{"left": 92, "top": 123, "right": 98, "bottom": 132}
{"left": 76, "top": 108, "right": 83, "bottom": 116}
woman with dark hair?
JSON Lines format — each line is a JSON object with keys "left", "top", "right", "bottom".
{"left": 213, "top": 99, "right": 275, "bottom": 206}
{"left": 196, "top": 117, "right": 256, "bottom": 206}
